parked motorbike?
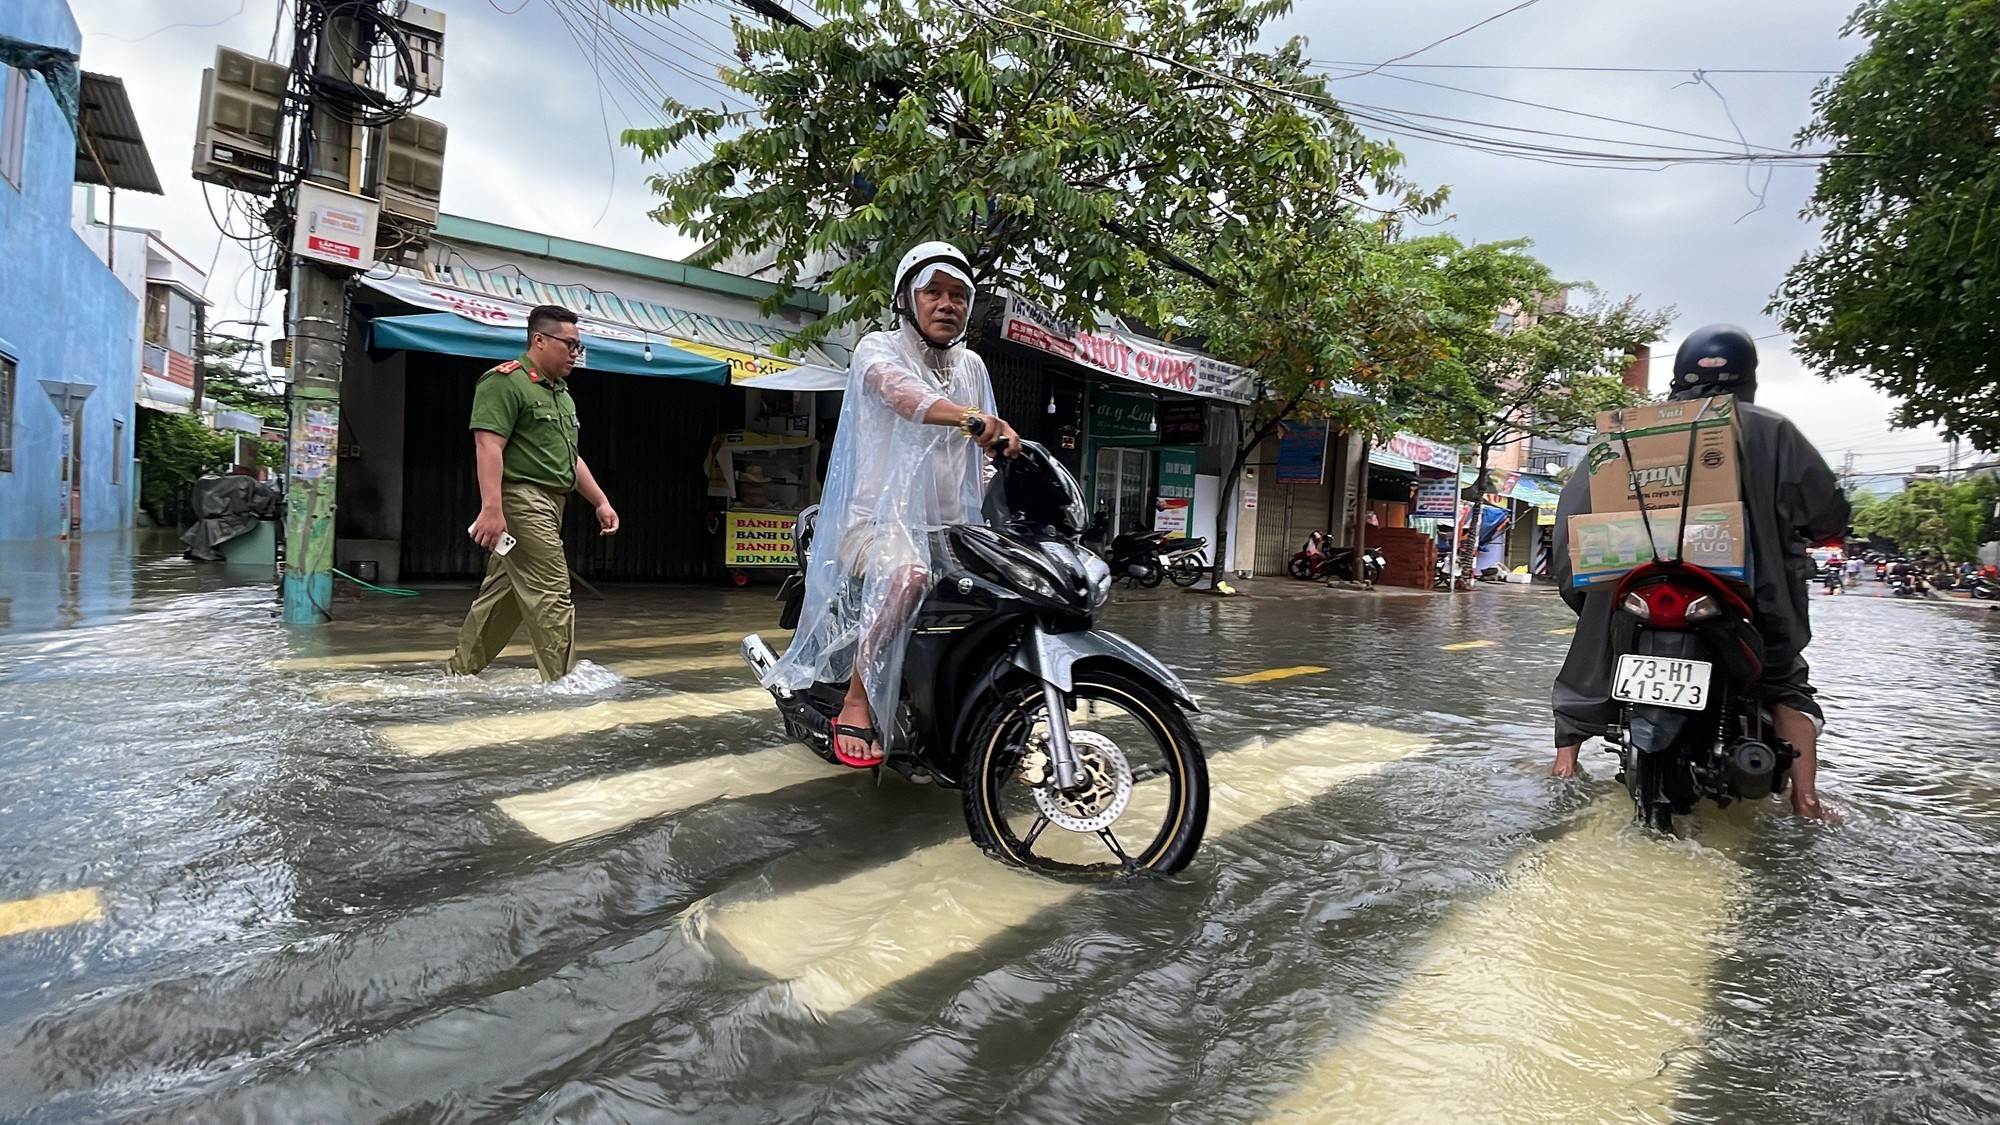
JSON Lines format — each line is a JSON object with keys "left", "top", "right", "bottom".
{"left": 1965, "top": 574, "right": 1999, "bottom": 601}
{"left": 743, "top": 436, "right": 1210, "bottom": 876}
{"left": 1288, "top": 532, "right": 1385, "bottom": 586}
{"left": 1887, "top": 565, "right": 1930, "bottom": 598}
{"left": 1082, "top": 515, "right": 1169, "bottom": 588}
{"left": 1605, "top": 558, "right": 1795, "bottom": 832}
{"left": 1159, "top": 537, "right": 1210, "bottom": 588}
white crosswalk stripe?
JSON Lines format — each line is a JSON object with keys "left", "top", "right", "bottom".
{"left": 1260, "top": 793, "right": 1753, "bottom": 1122}
{"left": 497, "top": 743, "right": 834, "bottom": 843}
{"left": 378, "top": 686, "right": 772, "bottom": 757}
{"left": 278, "top": 628, "right": 787, "bottom": 672}
{"left": 689, "top": 719, "right": 1431, "bottom": 1015}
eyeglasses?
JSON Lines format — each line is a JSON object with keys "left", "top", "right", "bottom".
{"left": 537, "top": 331, "right": 584, "bottom": 356}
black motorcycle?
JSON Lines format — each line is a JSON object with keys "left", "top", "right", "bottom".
{"left": 1966, "top": 574, "right": 1999, "bottom": 601}
{"left": 1604, "top": 558, "right": 1795, "bottom": 832}
{"left": 741, "top": 438, "right": 1210, "bottom": 877}
{"left": 1082, "top": 513, "right": 1168, "bottom": 589}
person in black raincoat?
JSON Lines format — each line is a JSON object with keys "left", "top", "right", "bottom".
{"left": 1549, "top": 325, "right": 1850, "bottom": 818}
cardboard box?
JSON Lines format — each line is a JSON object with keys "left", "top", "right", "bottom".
{"left": 1585, "top": 396, "right": 1741, "bottom": 515}
{"left": 1567, "top": 502, "right": 1747, "bottom": 587}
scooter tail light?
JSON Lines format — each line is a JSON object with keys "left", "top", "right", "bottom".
{"left": 1622, "top": 581, "right": 1709, "bottom": 629}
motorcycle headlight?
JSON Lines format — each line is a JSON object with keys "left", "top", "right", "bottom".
{"left": 956, "top": 531, "right": 1062, "bottom": 601}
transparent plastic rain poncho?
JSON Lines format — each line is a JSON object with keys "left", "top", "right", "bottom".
{"left": 763, "top": 315, "right": 996, "bottom": 752}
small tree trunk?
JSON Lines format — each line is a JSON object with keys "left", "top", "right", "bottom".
{"left": 1461, "top": 444, "right": 1493, "bottom": 590}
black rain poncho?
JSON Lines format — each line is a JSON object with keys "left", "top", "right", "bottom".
{"left": 763, "top": 322, "right": 996, "bottom": 751}
{"left": 1550, "top": 400, "right": 1850, "bottom": 746}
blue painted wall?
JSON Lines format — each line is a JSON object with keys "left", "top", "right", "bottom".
{"left": 0, "top": 0, "right": 141, "bottom": 540}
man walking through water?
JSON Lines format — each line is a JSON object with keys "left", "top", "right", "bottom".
{"left": 448, "top": 304, "right": 620, "bottom": 682}
{"left": 1549, "top": 324, "right": 1848, "bottom": 818}
{"left": 764, "top": 242, "right": 1020, "bottom": 766}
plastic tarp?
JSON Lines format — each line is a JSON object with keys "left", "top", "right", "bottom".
{"left": 369, "top": 312, "right": 728, "bottom": 383}
{"left": 182, "top": 475, "right": 282, "bottom": 561}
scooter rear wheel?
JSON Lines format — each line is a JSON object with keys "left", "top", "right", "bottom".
{"left": 962, "top": 669, "right": 1208, "bottom": 877}
{"left": 1168, "top": 557, "right": 1204, "bottom": 587}
{"left": 1135, "top": 559, "right": 1165, "bottom": 588}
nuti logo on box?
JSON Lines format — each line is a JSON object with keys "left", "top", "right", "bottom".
{"left": 1628, "top": 464, "right": 1689, "bottom": 489}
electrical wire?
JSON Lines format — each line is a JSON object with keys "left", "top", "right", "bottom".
{"left": 1332, "top": 0, "right": 1544, "bottom": 82}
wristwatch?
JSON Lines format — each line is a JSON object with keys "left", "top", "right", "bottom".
{"left": 959, "top": 409, "right": 985, "bottom": 437}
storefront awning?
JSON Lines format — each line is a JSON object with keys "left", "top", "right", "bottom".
{"left": 358, "top": 270, "right": 840, "bottom": 384}
{"left": 1369, "top": 432, "right": 1461, "bottom": 475}
{"left": 369, "top": 313, "right": 729, "bottom": 382}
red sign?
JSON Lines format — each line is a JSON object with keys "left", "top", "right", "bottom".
{"left": 1001, "top": 294, "right": 1256, "bottom": 405}
{"left": 307, "top": 235, "right": 362, "bottom": 264}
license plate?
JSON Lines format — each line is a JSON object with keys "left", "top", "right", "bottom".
{"left": 1613, "top": 655, "right": 1713, "bottom": 711}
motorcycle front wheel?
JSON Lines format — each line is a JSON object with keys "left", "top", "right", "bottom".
{"left": 1168, "top": 557, "right": 1204, "bottom": 587}
{"left": 962, "top": 668, "right": 1208, "bottom": 877}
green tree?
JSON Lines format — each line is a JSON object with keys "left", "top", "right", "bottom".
{"left": 197, "top": 339, "right": 286, "bottom": 470}
{"left": 1391, "top": 236, "right": 1668, "bottom": 581}
{"left": 135, "top": 409, "right": 232, "bottom": 526}
{"left": 1771, "top": 0, "right": 2000, "bottom": 450}
{"left": 1851, "top": 475, "right": 1999, "bottom": 559}
{"left": 617, "top": 0, "right": 1418, "bottom": 349}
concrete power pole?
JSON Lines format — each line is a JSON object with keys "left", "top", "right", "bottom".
{"left": 279, "top": 2, "right": 361, "bottom": 624}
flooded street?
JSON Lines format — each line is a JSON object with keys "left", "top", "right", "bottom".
{"left": 2, "top": 537, "right": 1998, "bottom": 1123}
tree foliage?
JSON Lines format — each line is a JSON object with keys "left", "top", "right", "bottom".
{"left": 135, "top": 410, "right": 232, "bottom": 526}
{"left": 1851, "top": 475, "right": 2000, "bottom": 558}
{"left": 1772, "top": 0, "right": 2000, "bottom": 450}
{"left": 617, "top": 0, "right": 1422, "bottom": 351}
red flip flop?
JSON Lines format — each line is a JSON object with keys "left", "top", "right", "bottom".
{"left": 829, "top": 721, "right": 884, "bottom": 769}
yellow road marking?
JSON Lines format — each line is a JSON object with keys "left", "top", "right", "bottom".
{"left": 278, "top": 628, "right": 789, "bottom": 672}
{"left": 1219, "top": 666, "right": 1329, "bottom": 684}
{"left": 1261, "top": 795, "right": 1751, "bottom": 1123}
{"left": 498, "top": 744, "right": 833, "bottom": 843}
{"left": 1440, "top": 640, "right": 1496, "bottom": 651}
{"left": 379, "top": 686, "right": 772, "bottom": 757}
{"left": 1549, "top": 626, "right": 1576, "bottom": 635}
{"left": 694, "top": 719, "right": 1430, "bottom": 1015}
{"left": 0, "top": 888, "right": 104, "bottom": 939}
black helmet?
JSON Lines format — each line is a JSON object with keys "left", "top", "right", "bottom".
{"left": 1671, "top": 324, "right": 1758, "bottom": 402}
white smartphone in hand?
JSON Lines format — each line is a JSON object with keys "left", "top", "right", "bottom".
{"left": 469, "top": 524, "right": 518, "bottom": 556}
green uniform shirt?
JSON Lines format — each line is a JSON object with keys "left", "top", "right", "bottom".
{"left": 468, "top": 354, "right": 579, "bottom": 492}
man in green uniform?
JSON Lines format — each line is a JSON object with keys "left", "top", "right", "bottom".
{"left": 448, "top": 304, "right": 620, "bottom": 682}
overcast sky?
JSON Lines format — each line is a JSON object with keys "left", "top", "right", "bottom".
{"left": 70, "top": 0, "right": 1964, "bottom": 479}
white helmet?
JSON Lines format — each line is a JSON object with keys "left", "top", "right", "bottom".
{"left": 892, "top": 241, "right": 975, "bottom": 349}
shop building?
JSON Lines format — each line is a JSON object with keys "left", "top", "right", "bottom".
{"left": 334, "top": 215, "right": 845, "bottom": 585}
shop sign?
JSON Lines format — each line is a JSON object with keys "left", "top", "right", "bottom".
{"left": 1241, "top": 468, "right": 1258, "bottom": 511}
{"left": 723, "top": 510, "right": 797, "bottom": 568}
{"left": 1001, "top": 294, "right": 1255, "bottom": 405}
{"left": 1381, "top": 432, "right": 1462, "bottom": 473}
{"left": 1276, "top": 421, "right": 1329, "bottom": 485}
{"left": 1090, "top": 392, "right": 1157, "bottom": 441}
{"left": 1414, "top": 478, "right": 1458, "bottom": 518}
{"left": 1157, "top": 400, "right": 1205, "bottom": 445}
{"left": 1154, "top": 449, "right": 1197, "bottom": 538}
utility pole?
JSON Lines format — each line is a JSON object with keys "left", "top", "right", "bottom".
{"left": 276, "top": 3, "right": 359, "bottom": 623}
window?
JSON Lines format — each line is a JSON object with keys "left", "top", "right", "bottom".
{"left": 0, "top": 354, "right": 15, "bottom": 472}
{"left": 1, "top": 66, "right": 27, "bottom": 189}
{"left": 112, "top": 417, "right": 125, "bottom": 484}
{"left": 145, "top": 284, "right": 196, "bottom": 355}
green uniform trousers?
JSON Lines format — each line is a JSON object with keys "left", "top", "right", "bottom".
{"left": 449, "top": 480, "right": 575, "bottom": 681}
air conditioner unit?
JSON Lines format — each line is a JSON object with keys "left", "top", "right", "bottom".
{"left": 192, "top": 47, "right": 288, "bottom": 193}
{"left": 369, "top": 112, "right": 445, "bottom": 228}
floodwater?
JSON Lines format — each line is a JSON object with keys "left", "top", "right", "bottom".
{"left": 1, "top": 535, "right": 1997, "bottom": 1123}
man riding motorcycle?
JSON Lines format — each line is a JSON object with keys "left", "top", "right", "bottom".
{"left": 1549, "top": 325, "right": 1849, "bottom": 819}
{"left": 763, "top": 241, "right": 1021, "bottom": 766}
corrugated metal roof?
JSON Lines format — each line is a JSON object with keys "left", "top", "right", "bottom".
{"left": 74, "top": 73, "right": 161, "bottom": 194}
